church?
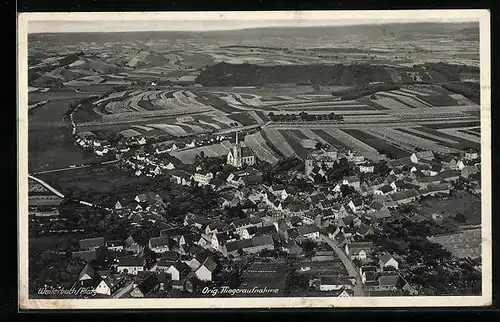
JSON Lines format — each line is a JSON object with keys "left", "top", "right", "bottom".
{"left": 227, "top": 132, "right": 256, "bottom": 168}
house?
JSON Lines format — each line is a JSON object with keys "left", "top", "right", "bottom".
{"left": 374, "top": 184, "right": 394, "bottom": 196}
{"left": 461, "top": 165, "right": 479, "bottom": 179}
{"left": 269, "top": 184, "right": 289, "bottom": 200}
{"left": 223, "top": 234, "right": 274, "bottom": 257}
{"left": 415, "top": 176, "right": 443, "bottom": 189}
{"left": 105, "top": 240, "right": 124, "bottom": 252}
{"left": 94, "top": 275, "right": 126, "bottom": 296}
{"left": 72, "top": 250, "right": 97, "bottom": 262}
{"left": 356, "top": 225, "right": 373, "bottom": 238}
{"left": 390, "top": 189, "right": 420, "bottom": 205}
{"left": 167, "top": 261, "right": 192, "bottom": 281}
{"left": 422, "top": 163, "right": 443, "bottom": 177}
{"left": 465, "top": 150, "right": 479, "bottom": 160}
{"left": 343, "top": 176, "right": 361, "bottom": 191}
{"left": 419, "top": 183, "right": 450, "bottom": 197}
{"left": 360, "top": 266, "right": 378, "bottom": 284}
{"left": 379, "top": 253, "right": 399, "bottom": 270}
{"left": 410, "top": 151, "right": 434, "bottom": 164}
{"left": 297, "top": 224, "right": 320, "bottom": 240}
{"left": 437, "top": 169, "right": 460, "bottom": 182}
{"left": 377, "top": 272, "right": 400, "bottom": 289}
{"left": 130, "top": 272, "right": 160, "bottom": 298}
{"left": 194, "top": 257, "right": 218, "bottom": 281}
{"left": 389, "top": 168, "right": 404, "bottom": 178}
{"left": 344, "top": 242, "right": 374, "bottom": 261}
{"left": 79, "top": 237, "right": 105, "bottom": 251}
{"left": 318, "top": 275, "right": 352, "bottom": 291}
{"left": 148, "top": 236, "right": 171, "bottom": 253}
{"left": 227, "top": 132, "right": 255, "bottom": 168}
{"left": 124, "top": 236, "right": 144, "bottom": 255}
{"left": 78, "top": 263, "right": 99, "bottom": 287}
{"left": 116, "top": 256, "right": 146, "bottom": 275}
{"left": 193, "top": 171, "right": 214, "bottom": 186}
{"left": 170, "top": 170, "right": 192, "bottom": 186}
{"left": 347, "top": 199, "right": 364, "bottom": 213}
{"left": 359, "top": 163, "right": 374, "bottom": 173}
{"left": 326, "top": 225, "right": 341, "bottom": 240}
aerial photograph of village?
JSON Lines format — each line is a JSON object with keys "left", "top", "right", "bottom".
{"left": 26, "top": 17, "right": 482, "bottom": 300}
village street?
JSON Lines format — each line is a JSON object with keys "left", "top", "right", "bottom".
{"left": 320, "top": 234, "right": 365, "bottom": 297}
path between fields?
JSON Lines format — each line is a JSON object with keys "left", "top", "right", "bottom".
{"left": 320, "top": 234, "right": 365, "bottom": 297}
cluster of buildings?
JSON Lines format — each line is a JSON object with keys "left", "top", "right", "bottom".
{"left": 62, "top": 127, "right": 482, "bottom": 297}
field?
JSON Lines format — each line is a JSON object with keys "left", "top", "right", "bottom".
{"left": 427, "top": 229, "right": 481, "bottom": 259}
{"left": 341, "top": 129, "right": 411, "bottom": 159}
{"left": 412, "top": 126, "right": 480, "bottom": 151}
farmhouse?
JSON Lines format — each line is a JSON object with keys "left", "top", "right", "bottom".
{"left": 148, "top": 236, "right": 172, "bottom": 253}
{"left": 105, "top": 240, "right": 124, "bottom": 252}
{"left": 419, "top": 183, "right": 450, "bottom": 197}
{"left": 465, "top": 150, "right": 479, "bottom": 160}
{"left": 227, "top": 132, "right": 255, "bottom": 168}
{"left": 194, "top": 257, "right": 218, "bottom": 281}
{"left": 318, "top": 275, "right": 352, "bottom": 291}
{"left": 223, "top": 234, "right": 274, "bottom": 257}
{"left": 166, "top": 261, "right": 192, "bottom": 281}
{"left": 379, "top": 253, "right": 399, "bottom": 270}
{"left": 130, "top": 272, "right": 160, "bottom": 298}
{"left": 115, "top": 256, "right": 146, "bottom": 275}
{"left": 94, "top": 275, "right": 126, "bottom": 296}
{"left": 461, "top": 165, "right": 479, "bottom": 179}
{"left": 410, "top": 151, "right": 434, "bottom": 163}
{"left": 345, "top": 242, "right": 374, "bottom": 261}
{"left": 343, "top": 176, "right": 361, "bottom": 191}
{"left": 297, "top": 224, "right": 320, "bottom": 240}
{"left": 390, "top": 189, "right": 420, "bottom": 205}
{"left": 374, "top": 185, "right": 394, "bottom": 196}
{"left": 439, "top": 170, "right": 461, "bottom": 182}
{"left": 79, "top": 237, "right": 105, "bottom": 251}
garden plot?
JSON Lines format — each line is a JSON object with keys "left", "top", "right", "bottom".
{"left": 371, "top": 128, "right": 459, "bottom": 154}
{"left": 326, "top": 129, "right": 383, "bottom": 161}
{"left": 428, "top": 229, "right": 481, "bottom": 259}
{"left": 262, "top": 128, "right": 298, "bottom": 159}
{"left": 243, "top": 132, "right": 281, "bottom": 164}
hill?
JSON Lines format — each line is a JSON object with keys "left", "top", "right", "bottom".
{"left": 195, "top": 62, "right": 479, "bottom": 87}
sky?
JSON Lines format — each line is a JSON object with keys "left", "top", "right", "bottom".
{"left": 23, "top": 11, "right": 482, "bottom": 33}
